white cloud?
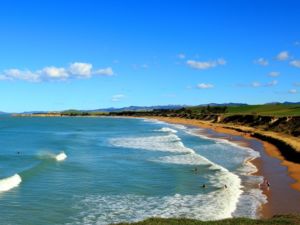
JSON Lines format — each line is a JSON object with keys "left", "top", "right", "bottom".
{"left": 289, "top": 89, "right": 298, "bottom": 94}
{"left": 197, "top": 83, "right": 214, "bottom": 89}
{"left": 111, "top": 94, "right": 125, "bottom": 102}
{"left": 177, "top": 53, "right": 186, "bottom": 59}
{"left": 95, "top": 67, "right": 114, "bottom": 76}
{"left": 251, "top": 80, "right": 278, "bottom": 88}
{"left": 254, "top": 58, "right": 269, "bottom": 66}
{"left": 276, "top": 51, "right": 289, "bottom": 61}
{"left": 69, "top": 62, "right": 92, "bottom": 77}
{"left": 294, "top": 82, "right": 300, "bottom": 86}
{"left": 290, "top": 60, "right": 300, "bottom": 68}
{"left": 187, "top": 58, "right": 226, "bottom": 70}
{"left": 2, "top": 69, "right": 40, "bottom": 82}
{"left": 269, "top": 71, "right": 280, "bottom": 77}
{"left": 41, "top": 67, "right": 68, "bottom": 79}
{"left": 251, "top": 82, "right": 262, "bottom": 87}
{"left": 0, "top": 62, "right": 113, "bottom": 82}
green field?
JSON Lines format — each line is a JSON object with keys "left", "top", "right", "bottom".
{"left": 225, "top": 104, "right": 300, "bottom": 116}
{"left": 185, "top": 104, "right": 300, "bottom": 117}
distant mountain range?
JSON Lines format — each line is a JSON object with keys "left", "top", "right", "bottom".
{"left": 7, "top": 101, "right": 300, "bottom": 114}
{"left": 87, "top": 105, "right": 186, "bottom": 112}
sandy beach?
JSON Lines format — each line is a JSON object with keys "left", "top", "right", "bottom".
{"left": 144, "top": 116, "right": 300, "bottom": 218}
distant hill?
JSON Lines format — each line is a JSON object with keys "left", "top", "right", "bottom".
{"left": 19, "top": 102, "right": 300, "bottom": 115}
{"left": 200, "top": 103, "right": 248, "bottom": 107}
{"left": 87, "top": 105, "right": 186, "bottom": 112}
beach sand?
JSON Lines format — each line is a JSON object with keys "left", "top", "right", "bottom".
{"left": 144, "top": 116, "right": 300, "bottom": 218}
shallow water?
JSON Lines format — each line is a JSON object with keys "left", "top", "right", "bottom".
{"left": 0, "top": 116, "right": 266, "bottom": 224}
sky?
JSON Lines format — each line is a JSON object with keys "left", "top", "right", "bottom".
{"left": 0, "top": 0, "right": 300, "bottom": 112}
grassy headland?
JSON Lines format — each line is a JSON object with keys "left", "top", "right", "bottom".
{"left": 115, "top": 215, "right": 300, "bottom": 225}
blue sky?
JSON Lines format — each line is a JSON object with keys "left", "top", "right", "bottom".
{"left": 0, "top": 0, "right": 300, "bottom": 112}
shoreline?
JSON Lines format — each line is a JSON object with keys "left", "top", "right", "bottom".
{"left": 11, "top": 114, "right": 300, "bottom": 218}
{"left": 142, "top": 116, "right": 300, "bottom": 218}
{"left": 144, "top": 116, "right": 300, "bottom": 191}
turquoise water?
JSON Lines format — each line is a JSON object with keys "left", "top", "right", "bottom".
{"left": 0, "top": 116, "right": 266, "bottom": 224}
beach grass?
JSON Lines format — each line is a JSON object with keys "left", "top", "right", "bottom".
{"left": 115, "top": 215, "right": 300, "bottom": 225}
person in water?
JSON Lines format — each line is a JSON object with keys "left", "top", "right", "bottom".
{"left": 202, "top": 184, "right": 206, "bottom": 188}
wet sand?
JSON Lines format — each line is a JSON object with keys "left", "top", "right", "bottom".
{"left": 145, "top": 116, "right": 300, "bottom": 218}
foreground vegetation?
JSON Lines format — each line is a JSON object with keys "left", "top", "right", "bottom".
{"left": 115, "top": 215, "right": 300, "bottom": 225}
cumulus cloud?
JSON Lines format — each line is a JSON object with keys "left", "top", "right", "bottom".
{"left": 0, "top": 62, "right": 114, "bottom": 82}
{"left": 197, "top": 83, "right": 214, "bottom": 89}
{"left": 289, "top": 89, "right": 298, "bottom": 94}
{"left": 290, "top": 60, "right": 300, "bottom": 68}
{"left": 111, "top": 94, "right": 125, "bottom": 102}
{"left": 268, "top": 71, "right": 280, "bottom": 77}
{"left": 41, "top": 67, "right": 69, "bottom": 79}
{"left": 276, "top": 51, "right": 289, "bottom": 61}
{"left": 254, "top": 58, "right": 269, "bottom": 66}
{"left": 1, "top": 69, "right": 40, "bottom": 82}
{"left": 69, "top": 62, "right": 92, "bottom": 77}
{"left": 294, "top": 82, "right": 300, "bottom": 86}
{"left": 187, "top": 58, "right": 226, "bottom": 70}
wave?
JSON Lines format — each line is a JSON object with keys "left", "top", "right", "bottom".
{"left": 110, "top": 134, "right": 194, "bottom": 154}
{"left": 69, "top": 187, "right": 243, "bottom": 225}
{"left": 37, "top": 151, "right": 67, "bottom": 161}
{"left": 184, "top": 128, "right": 261, "bottom": 176}
{"left": 0, "top": 174, "right": 22, "bottom": 192}
{"left": 110, "top": 132, "right": 243, "bottom": 219}
{"left": 56, "top": 152, "right": 67, "bottom": 161}
{"left": 156, "top": 127, "right": 178, "bottom": 133}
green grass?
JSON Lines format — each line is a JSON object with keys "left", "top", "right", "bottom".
{"left": 225, "top": 104, "right": 300, "bottom": 116}
{"left": 186, "top": 104, "right": 300, "bottom": 117}
{"left": 115, "top": 215, "right": 300, "bottom": 225}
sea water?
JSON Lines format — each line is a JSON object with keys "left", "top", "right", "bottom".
{"left": 0, "top": 116, "right": 266, "bottom": 225}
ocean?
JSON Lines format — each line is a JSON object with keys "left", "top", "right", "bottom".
{"left": 0, "top": 116, "right": 266, "bottom": 224}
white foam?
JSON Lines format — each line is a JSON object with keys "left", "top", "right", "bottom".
{"left": 142, "top": 118, "right": 166, "bottom": 125}
{"left": 38, "top": 151, "right": 67, "bottom": 161}
{"left": 171, "top": 124, "right": 187, "bottom": 130}
{"left": 110, "top": 123, "right": 266, "bottom": 221}
{"left": 0, "top": 174, "right": 22, "bottom": 192}
{"left": 56, "top": 152, "right": 67, "bottom": 161}
{"left": 233, "top": 188, "right": 267, "bottom": 218}
{"left": 110, "top": 134, "right": 195, "bottom": 154}
{"left": 156, "top": 127, "right": 178, "bottom": 133}
{"left": 69, "top": 182, "right": 242, "bottom": 225}
{"left": 110, "top": 132, "right": 243, "bottom": 221}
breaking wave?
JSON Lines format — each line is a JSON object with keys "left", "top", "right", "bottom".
{"left": 0, "top": 174, "right": 22, "bottom": 192}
